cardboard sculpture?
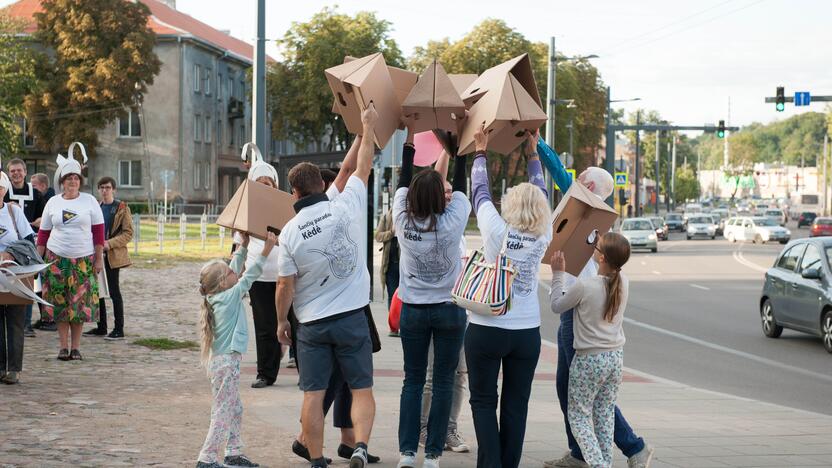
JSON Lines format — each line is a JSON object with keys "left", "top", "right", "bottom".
{"left": 325, "top": 53, "right": 409, "bottom": 147}
{"left": 332, "top": 57, "right": 418, "bottom": 112}
{"left": 216, "top": 179, "right": 296, "bottom": 241}
{"left": 401, "top": 60, "right": 466, "bottom": 134}
{"left": 460, "top": 54, "right": 541, "bottom": 108}
{"left": 457, "top": 71, "right": 547, "bottom": 155}
{"left": 0, "top": 262, "right": 52, "bottom": 306}
{"left": 448, "top": 74, "right": 478, "bottom": 96}
{"left": 541, "top": 182, "right": 619, "bottom": 276}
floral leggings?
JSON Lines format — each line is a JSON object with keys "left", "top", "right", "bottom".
{"left": 198, "top": 352, "right": 244, "bottom": 463}
{"left": 567, "top": 350, "right": 623, "bottom": 468}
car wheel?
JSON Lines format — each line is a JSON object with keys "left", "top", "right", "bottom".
{"left": 822, "top": 311, "right": 832, "bottom": 354}
{"left": 686, "top": 235, "right": 691, "bottom": 240}
{"left": 779, "top": 240, "right": 788, "bottom": 244}
{"left": 761, "top": 299, "right": 783, "bottom": 338}
{"left": 651, "top": 247, "right": 657, "bottom": 253}
{"left": 711, "top": 235, "right": 716, "bottom": 240}
{"left": 754, "top": 234, "right": 762, "bottom": 244}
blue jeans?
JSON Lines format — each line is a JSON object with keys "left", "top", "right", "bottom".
{"left": 398, "top": 302, "right": 466, "bottom": 457}
{"left": 25, "top": 304, "right": 32, "bottom": 329}
{"left": 385, "top": 260, "right": 400, "bottom": 311}
{"left": 556, "top": 310, "right": 645, "bottom": 460}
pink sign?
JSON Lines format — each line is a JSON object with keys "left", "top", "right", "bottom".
{"left": 413, "top": 131, "right": 444, "bottom": 167}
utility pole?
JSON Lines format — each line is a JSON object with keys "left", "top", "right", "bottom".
{"left": 824, "top": 134, "right": 829, "bottom": 215}
{"left": 545, "top": 37, "right": 556, "bottom": 207}
{"left": 666, "top": 139, "right": 672, "bottom": 213}
{"left": 655, "top": 130, "right": 660, "bottom": 214}
{"left": 568, "top": 119, "right": 574, "bottom": 160}
{"left": 634, "top": 111, "right": 641, "bottom": 217}
{"left": 671, "top": 135, "right": 677, "bottom": 207}
{"left": 723, "top": 97, "right": 731, "bottom": 169}
{"left": 605, "top": 86, "right": 614, "bottom": 206}
{"left": 252, "top": 0, "right": 267, "bottom": 151}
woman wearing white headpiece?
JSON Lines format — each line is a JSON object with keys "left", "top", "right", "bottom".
{"left": 0, "top": 171, "right": 36, "bottom": 384}
{"left": 232, "top": 144, "right": 283, "bottom": 388}
{"left": 36, "top": 143, "right": 105, "bottom": 362}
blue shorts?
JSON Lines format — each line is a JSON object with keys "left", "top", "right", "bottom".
{"left": 297, "top": 308, "right": 374, "bottom": 392}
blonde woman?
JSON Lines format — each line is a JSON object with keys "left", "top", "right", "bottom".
{"left": 466, "top": 127, "right": 552, "bottom": 468}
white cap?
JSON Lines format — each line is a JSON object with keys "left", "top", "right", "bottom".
{"left": 54, "top": 141, "right": 88, "bottom": 192}
{"left": 248, "top": 160, "right": 278, "bottom": 185}
{"left": 0, "top": 172, "right": 10, "bottom": 192}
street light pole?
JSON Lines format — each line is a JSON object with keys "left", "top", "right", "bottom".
{"left": 635, "top": 111, "right": 641, "bottom": 217}
{"left": 252, "top": 0, "right": 266, "bottom": 151}
{"left": 568, "top": 120, "right": 574, "bottom": 161}
{"left": 655, "top": 130, "right": 660, "bottom": 214}
{"left": 545, "top": 37, "right": 556, "bottom": 207}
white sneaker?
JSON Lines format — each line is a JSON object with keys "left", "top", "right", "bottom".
{"left": 396, "top": 453, "right": 416, "bottom": 468}
{"left": 445, "top": 431, "right": 470, "bottom": 453}
{"left": 423, "top": 456, "right": 440, "bottom": 468}
{"left": 543, "top": 452, "right": 589, "bottom": 468}
{"left": 627, "top": 444, "right": 655, "bottom": 468}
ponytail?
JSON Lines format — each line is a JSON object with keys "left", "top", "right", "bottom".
{"left": 197, "top": 259, "right": 228, "bottom": 370}
{"left": 597, "top": 232, "right": 631, "bottom": 323}
{"left": 604, "top": 270, "right": 623, "bottom": 323}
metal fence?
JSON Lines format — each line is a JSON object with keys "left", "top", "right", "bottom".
{"left": 130, "top": 213, "right": 230, "bottom": 255}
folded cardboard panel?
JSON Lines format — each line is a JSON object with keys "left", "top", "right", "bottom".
{"left": 460, "top": 54, "right": 541, "bottom": 108}
{"left": 216, "top": 179, "right": 296, "bottom": 241}
{"left": 402, "top": 60, "right": 466, "bottom": 134}
{"left": 542, "top": 182, "right": 619, "bottom": 276}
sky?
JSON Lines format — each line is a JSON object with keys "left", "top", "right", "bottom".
{"left": 4, "top": 0, "right": 831, "bottom": 129}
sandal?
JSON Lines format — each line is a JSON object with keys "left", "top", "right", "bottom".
{"left": 69, "top": 349, "right": 83, "bottom": 361}
{"left": 57, "top": 349, "right": 70, "bottom": 361}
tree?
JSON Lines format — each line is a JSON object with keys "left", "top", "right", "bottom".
{"left": 0, "top": 12, "right": 37, "bottom": 159}
{"left": 267, "top": 7, "right": 404, "bottom": 151}
{"left": 674, "top": 165, "right": 700, "bottom": 203}
{"left": 23, "top": 0, "right": 161, "bottom": 154}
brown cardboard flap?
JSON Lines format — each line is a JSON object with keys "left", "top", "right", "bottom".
{"left": 448, "top": 74, "right": 478, "bottom": 95}
{"left": 402, "top": 60, "right": 466, "bottom": 134}
{"left": 460, "top": 54, "right": 541, "bottom": 108}
{"left": 542, "top": 182, "right": 619, "bottom": 276}
{"left": 216, "top": 179, "right": 296, "bottom": 241}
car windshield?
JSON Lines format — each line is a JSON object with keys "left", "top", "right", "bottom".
{"left": 765, "top": 210, "right": 782, "bottom": 216}
{"left": 816, "top": 218, "right": 832, "bottom": 226}
{"left": 826, "top": 248, "right": 832, "bottom": 272}
{"left": 689, "top": 217, "right": 712, "bottom": 224}
{"left": 650, "top": 218, "right": 663, "bottom": 226}
{"left": 666, "top": 214, "right": 681, "bottom": 221}
{"left": 622, "top": 220, "right": 653, "bottom": 231}
{"left": 754, "top": 218, "right": 778, "bottom": 226}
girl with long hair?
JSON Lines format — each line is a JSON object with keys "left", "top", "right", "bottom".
{"left": 196, "top": 232, "right": 276, "bottom": 468}
{"left": 549, "top": 232, "right": 632, "bottom": 468}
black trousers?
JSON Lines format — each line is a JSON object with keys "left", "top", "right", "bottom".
{"left": 250, "top": 281, "right": 282, "bottom": 383}
{"left": 465, "top": 323, "right": 541, "bottom": 468}
{"left": 97, "top": 258, "right": 124, "bottom": 332}
{"left": 0, "top": 305, "right": 26, "bottom": 372}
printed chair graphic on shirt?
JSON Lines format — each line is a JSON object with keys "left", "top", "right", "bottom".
{"left": 308, "top": 216, "right": 358, "bottom": 279}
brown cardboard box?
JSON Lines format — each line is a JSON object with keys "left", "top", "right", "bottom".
{"left": 332, "top": 57, "right": 418, "bottom": 114}
{"left": 216, "top": 179, "right": 296, "bottom": 241}
{"left": 0, "top": 276, "right": 34, "bottom": 305}
{"left": 448, "top": 74, "right": 478, "bottom": 95}
{"left": 325, "top": 53, "right": 402, "bottom": 148}
{"left": 541, "top": 181, "right": 619, "bottom": 276}
{"left": 401, "top": 60, "right": 466, "bottom": 134}
{"left": 457, "top": 72, "right": 547, "bottom": 155}
{"left": 460, "top": 54, "right": 541, "bottom": 108}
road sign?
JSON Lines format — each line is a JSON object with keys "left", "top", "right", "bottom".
{"left": 553, "top": 169, "right": 576, "bottom": 191}
{"left": 795, "top": 92, "right": 811, "bottom": 106}
{"left": 615, "top": 172, "right": 628, "bottom": 187}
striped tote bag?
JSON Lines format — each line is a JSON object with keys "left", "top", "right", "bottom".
{"left": 452, "top": 235, "right": 516, "bottom": 316}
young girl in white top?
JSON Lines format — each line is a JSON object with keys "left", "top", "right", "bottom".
{"left": 549, "top": 232, "right": 631, "bottom": 468}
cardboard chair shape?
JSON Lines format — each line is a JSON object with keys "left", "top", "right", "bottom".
{"left": 216, "top": 180, "right": 295, "bottom": 241}
{"left": 401, "top": 59, "right": 466, "bottom": 135}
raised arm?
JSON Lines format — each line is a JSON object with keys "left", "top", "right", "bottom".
{"left": 470, "top": 124, "right": 492, "bottom": 212}
{"left": 353, "top": 105, "right": 377, "bottom": 186}
{"left": 398, "top": 118, "right": 416, "bottom": 190}
{"left": 333, "top": 134, "right": 362, "bottom": 193}
{"left": 525, "top": 131, "right": 547, "bottom": 196}
{"left": 434, "top": 150, "right": 450, "bottom": 182}
{"left": 537, "top": 134, "right": 572, "bottom": 193}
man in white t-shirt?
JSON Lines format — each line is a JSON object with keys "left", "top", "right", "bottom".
{"left": 276, "top": 105, "right": 379, "bottom": 468}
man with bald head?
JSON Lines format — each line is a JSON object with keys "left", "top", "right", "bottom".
{"left": 535, "top": 135, "right": 655, "bottom": 468}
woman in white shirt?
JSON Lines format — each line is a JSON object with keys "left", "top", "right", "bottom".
{"left": 466, "top": 127, "right": 552, "bottom": 468}
{"left": 36, "top": 151, "right": 105, "bottom": 361}
{"left": 0, "top": 171, "right": 35, "bottom": 384}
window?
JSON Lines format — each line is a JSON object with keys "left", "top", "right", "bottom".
{"left": 228, "top": 76, "right": 234, "bottom": 101}
{"left": 228, "top": 122, "right": 234, "bottom": 148}
{"left": 118, "top": 160, "right": 142, "bottom": 187}
{"left": 193, "top": 162, "right": 202, "bottom": 190}
{"left": 777, "top": 245, "right": 805, "bottom": 271}
{"left": 194, "top": 114, "right": 201, "bottom": 142}
{"left": 204, "top": 115, "right": 212, "bottom": 143}
{"left": 118, "top": 108, "right": 142, "bottom": 138}
{"left": 204, "top": 68, "right": 212, "bottom": 95}
{"left": 217, "top": 119, "right": 223, "bottom": 147}
{"left": 238, "top": 124, "right": 245, "bottom": 148}
{"left": 217, "top": 73, "right": 223, "bottom": 100}
{"left": 22, "top": 119, "right": 35, "bottom": 147}
{"left": 798, "top": 245, "right": 822, "bottom": 274}
{"left": 193, "top": 64, "right": 201, "bottom": 93}
{"left": 203, "top": 161, "right": 211, "bottom": 190}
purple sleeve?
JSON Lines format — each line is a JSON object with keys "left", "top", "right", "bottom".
{"left": 528, "top": 158, "right": 547, "bottom": 197}
{"left": 471, "top": 154, "right": 491, "bottom": 213}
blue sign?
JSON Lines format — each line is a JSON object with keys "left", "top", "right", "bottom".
{"left": 795, "top": 92, "right": 811, "bottom": 106}
{"left": 614, "top": 172, "right": 628, "bottom": 187}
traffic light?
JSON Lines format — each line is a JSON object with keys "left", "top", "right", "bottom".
{"left": 776, "top": 86, "right": 785, "bottom": 112}
{"left": 717, "top": 120, "right": 725, "bottom": 138}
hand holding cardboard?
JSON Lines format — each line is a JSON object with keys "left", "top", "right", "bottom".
{"left": 216, "top": 179, "right": 296, "bottom": 241}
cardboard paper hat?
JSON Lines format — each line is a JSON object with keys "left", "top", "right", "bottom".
{"left": 457, "top": 72, "right": 547, "bottom": 155}
{"left": 241, "top": 142, "right": 263, "bottom": 164}
{"left": 401, "top": 59, "right": 466, "bottom": 134}
{"left": 541, "top": 182, "right": 619, "bottom": 276}
{"left": 216, "top": 178, "right": 296, "bottom": 241}
{"left": 332, "top": 56, "right": 418, "bottom": 112}
{"left": 325, "top": 53, "right": 403, "bottom": 149}
{"left": 0, "top": 172, "right": 11, "bottom": 192}
{"left": 460, "top": 54, "right": 542, "bottom": 108}
{"left": 448, "top": 74, "right": 478, "bottom": 96}
{"left": 53, "top": 141, "right": 88, "bottom": 192}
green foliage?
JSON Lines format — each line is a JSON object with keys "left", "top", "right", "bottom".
{"left": 0, "top": 12, "right": 37, "bottom": 159}
{"left": 267, "top": 7, "right": 404, "bottom": 151}
{"left": 133, "top": 337, "right": 199, "bottom": 350}
{"left": 23, "top": 0, "right": 161, "bottom": 154}
{"left": 674, "top": 165, "right": 700, "bottom": 203}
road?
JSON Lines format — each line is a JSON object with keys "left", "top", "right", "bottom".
{"left": 537, "top": 222, "right": 832, "bottom": 416}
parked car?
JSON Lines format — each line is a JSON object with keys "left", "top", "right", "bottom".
{"left": 798, "top": 212, "right": 818, "bottom": 228}
{"left": 710, "top": 215, "right": 725, "bottom": 235}
{"left": 665, "top": 213, "right": 684, "bottom": 232}
{"left": 649, "top": 217, "right": 668, "bottom": 241}
{"left": 764, "top": 209, "right": 786, "bottom": 226}
{"left": 723, "top": 216, "right": 791, "bottom": 244}
{"left": 760, "top": 238, "right": 832, "bottom": 353}
{"left": 686, "top": 215, "right": 717, "bottom": 240}
{"left": 753, "top": 204, "right": 770, "bottom": 216}
{"left": 810, "top": 217, "right": 832, "bottom": 237}
{"left": 620, "top": 218, "right": 658, "bottom": 253}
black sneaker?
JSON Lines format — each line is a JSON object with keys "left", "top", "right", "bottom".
{"left": 292, "top": 440, "right": 332, "bottom": 464}
{"left": 338, "top": 444, "right": 380, "bottom": 464}
{"left": 251, "top": 378, "right": 271, "bottom": 388}
{"left": 24, "top": 327, "right": 36, "bottom": 338}
{"left": 83, "top": 328, "right": 106, "bottom": 336}
{"left": 195, "top": 462, "right": 225, "bottom": 468}
{"left": 224, "top": 455, "right": 260, "bottom": 467}
{"left": 105, "top": 330, "right": 124, "bottom": 340}
{"left": 349, "top": 446, "right": 368, "bottom": 468}
{"left": 41, "top": 321, "right": 57, "bottom": 331}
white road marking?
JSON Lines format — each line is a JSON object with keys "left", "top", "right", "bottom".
{"left": 624, "top": 317, "right": 832, "bottom": 384}
{"left": 690, "top": 284, "right": 710, "bottom": 290}
{"left": 732, "top": 244, "right": 770, "bottom": 273}
{"left": 652, "top": 270, "right": 661, "bottom": 275}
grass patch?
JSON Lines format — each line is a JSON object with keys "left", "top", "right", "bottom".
{"left": 132, "top": 337, "right": 199, "bottom": 351}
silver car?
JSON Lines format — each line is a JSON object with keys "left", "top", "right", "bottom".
{"left": 620, "top": 218, "right": 658, "bottom": 253}
{"left": 686, "top": 215, "right": 717, "bottom": 240}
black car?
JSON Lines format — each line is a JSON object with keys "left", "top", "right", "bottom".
{"left": 798, "top": 212, "right": 817, "bottom": 228}
{"left": 664, "top": 213, "right": 684, "bottom": 232}
{"left": 760, "top": 238, "right": 832, "bottom": 353}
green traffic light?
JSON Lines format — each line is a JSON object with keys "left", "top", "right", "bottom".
{"left": 717, "top": 130, "right": 725, "bottom": 138}
{"left": 776, "top": 102, "right": 785, "bottom": 112}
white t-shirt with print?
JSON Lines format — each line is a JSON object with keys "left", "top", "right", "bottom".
{"left": 41, "top": 193, "right": 104, "bottom": 259}
{"left": 234, "top": 234, "right": 280, "bottom": 282}
{"left": 0, "top": 203, "right": 34, "bottom": 252}
{"left": 469, "top": 201, "right": 553, "bottom": 330}
{"left": 393, "top": 188, "right": 471, "bottom": 304}
{"left": 277, "top": 176, "right": 369, "bottom": 323}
